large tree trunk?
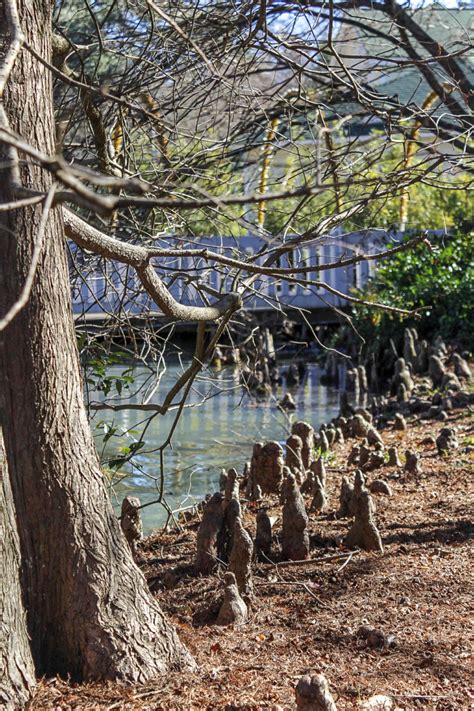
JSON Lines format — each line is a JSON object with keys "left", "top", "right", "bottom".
{"left": 0, "top": 0, "right": 194, "bottom": 682}
{"left": 0, "top": 435, "right": 36, "bottom": 707}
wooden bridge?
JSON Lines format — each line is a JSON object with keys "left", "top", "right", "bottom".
{"left": 71, "top": 229, "right": 405, "bottom": 328}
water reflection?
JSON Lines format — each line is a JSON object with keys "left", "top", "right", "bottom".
{"left": 91, "top": 363, "right": 342, "bottom": 532}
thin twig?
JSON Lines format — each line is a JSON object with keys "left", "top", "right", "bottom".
{"left": 257, "top": 551, "right": 360, "bottom": 569}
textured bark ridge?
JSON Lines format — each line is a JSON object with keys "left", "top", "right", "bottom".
{"left": 345, "top": 472, "right": 383, "bottom": 553}
{"left": 359, "top": 444, "right": 371, "bottom": 468}
{"left": 224, "top": 467, "right": 240, "bottom": 503}
{"left": 219, "top": 468, "right": 228, "bottom": 492}
{"left": 366, "top": 448, "right": 385, "bottom": 472}
{"left": 351, "top": 414, "right": 370, "bottom": 438}
{"left": 388, "top": 446, "right": 402, "bottom": 467}
{"left": 415, "top": 338, "right": 429, "bottom": 374}
{"left": 228, "top": 518, "right": 253, "bottom": 600}
{"left": 324, "top": 426, "right": 336, "bottom": 448}
{"left": 195, "top": 492, "right": 225, "bottom": 574}
{"left": 436, "top": 428, "right": 459, "bottom": 455}
{"left": 367, "top": 425, "right": 384, "bottom": 447}
{"left": 441, "top": 371, "right": 461, "bottom": 391}
{"left": 285, "top": 434, "right": 305, "bottom": 483}
{"left": 314, "top": 429, "right": 329, "bottom": 454}
{"left": 220, "top": 468, "right": 242, "bottom": 560}
{"left": 347, "top": 445, "right": 361, "bottom": 467}
{"left": 0, "top": 436, "right": 36, "bottom": 707}
{"left": 338, "top": 475, "right": 354, "bottom": 518}
{"left": 452, "top": 353, "right": 471, "bottom": 380}
{"left": 346, "top": 368, "right": 360, "bottom": 393}
{"left": 358, "top": 364, "right": 369, "bottom": 392}
{"left": 369, "top": 480, "right": 392, "bottom": 496}
{"left": 222, "top": 497, "right": 242, "bottom": 560}
{"left": 336, "top": 416, "right": 348, "bottom": 436}
{"left": 281, "top": 473, "right": 309, "bottom": 560}
{"left": 245, "top": 459, "right": 262, "bottom": 502}
{"left": 302, "top": 457, "right": 326, "bottom": 495}
{"left": 216, "top": 572, "right": 248, "bottom": 626}
{"left": 250, "top": 441, "right": 284, "bottom": 494}
{"left": 255, "top": 509, "right": 273, "bottom": 560}
{"left": 394, "top": 413, "right": 407, "bottom": 431}
{"left": 429, "top": 355, "right": 446, "bottom": 387}
{"left": 404, "top": 450, "right": 422, "bottom": 476}
{"left": 391, "top": 357, "right": 414, "bottom": 395}
{"left": 309, "top": 474, "right": 327, "bottom": 514}
{"left": 0, "top": 0, "right": 194, "bottom": 681}
{"left": 311, "top": 458, "right": 327, "bottom": 490}
{"left": 403, "top": 327, "right": 417, "bottom": 366}
{"left": 291, "top": 421, "right": 314, "bottom": 469}
{"left": 120, "top": 496, "right": 143, "bottom": 556}
{"left": 296, "top": 672, "right": 338, "bottom": 710}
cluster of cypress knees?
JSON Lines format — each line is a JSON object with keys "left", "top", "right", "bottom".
{"left": 193, "top": 410, "right": 401, "bottom": 628}
{"left": 116, "top": 337, "right": 470, "bottom": 709}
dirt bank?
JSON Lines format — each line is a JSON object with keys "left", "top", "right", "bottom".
{"left": 30, "top": 404, "right": 473, "bottom": 710}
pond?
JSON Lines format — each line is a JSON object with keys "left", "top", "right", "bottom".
{"left": 90, "top": 362, "right": 343, "bottom": 533}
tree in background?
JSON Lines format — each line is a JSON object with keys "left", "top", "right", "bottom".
{"left": 0, "top": 0, "right": 472, "bottom": 704}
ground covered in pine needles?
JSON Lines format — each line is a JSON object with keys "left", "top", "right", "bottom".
{"left": 30, "top": 405, "right": 473, "bottom": 710}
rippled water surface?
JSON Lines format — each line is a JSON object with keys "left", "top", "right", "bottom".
{"left": 91, "top": 362, "right": 342, "bottom": 532}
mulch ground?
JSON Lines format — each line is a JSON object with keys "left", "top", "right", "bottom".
{"left": 30, "top": 405, "right": 473, "bottom": 710}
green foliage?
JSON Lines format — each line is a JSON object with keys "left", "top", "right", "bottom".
{"left": 351, "top": 176, "right": 472, "bottom": 232}
{"left": 353, "top": 228, "right": 474, "bottom": 352}
{"left": 106, "top": 439, "right": 147, "bottom": 471}
{"left": 86, "top": 354, "right": 135, "bottom": 397}
{"left": 253, "top": 141, "right": 472, "bottom": 236}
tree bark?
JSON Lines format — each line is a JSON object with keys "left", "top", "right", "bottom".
{"left": 0, "top": 434, "right": 36, "bottom": 707}
{"left": 0, "top": 0, "right": 194, "bottom": 682}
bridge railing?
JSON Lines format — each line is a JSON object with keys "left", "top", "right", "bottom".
{"left": 70, "top": 228, "right": 408, "bottom": 319}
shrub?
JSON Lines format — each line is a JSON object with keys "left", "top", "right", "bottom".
{"left": 352, "top": 228, "right": 474, "bottom": 353}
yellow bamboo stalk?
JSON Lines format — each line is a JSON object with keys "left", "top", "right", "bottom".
{"left": 318, "top": 108, "right": 342, "bottom": 214}
{"left": 111, "top": 117, "right": 123, "bottom": 159}
{"left": 257, "top": 117, "right": 279, "bottom": 229}
{"left": 141, "top": 92, "right": 171, "bottom": 167}
{"left": 399, "top": 87, "right": 448, "bottom": 227}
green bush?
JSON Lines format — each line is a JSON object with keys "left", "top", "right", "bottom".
{"left": 352, "top": 228, "right": 474, "bottom": 353}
